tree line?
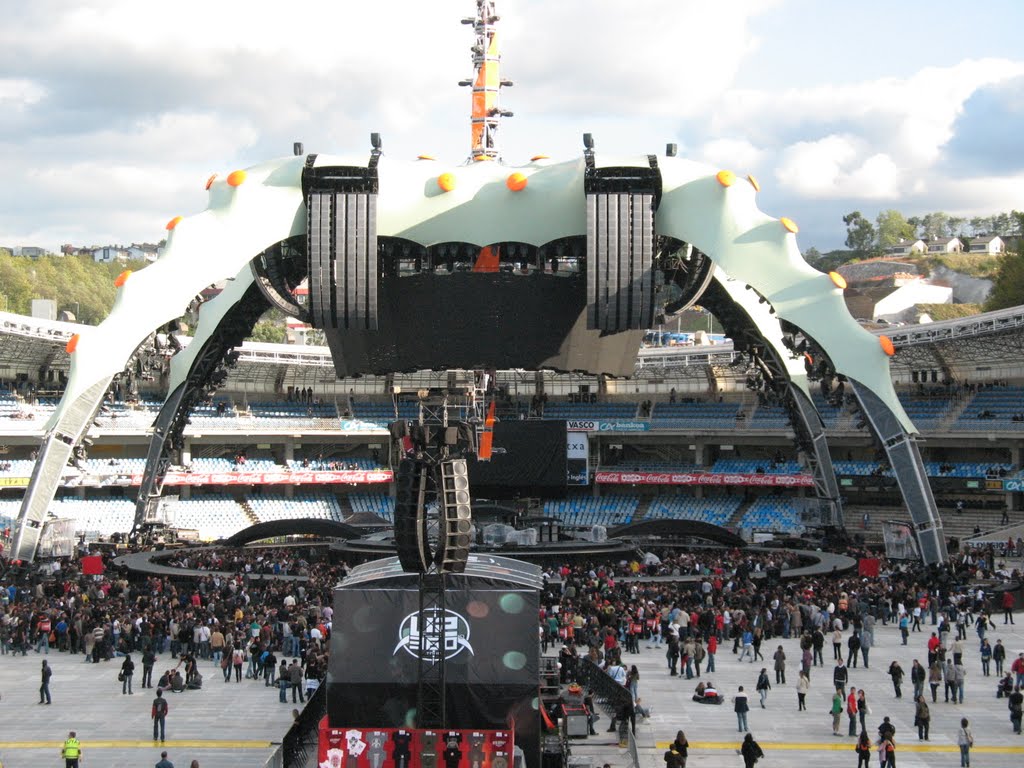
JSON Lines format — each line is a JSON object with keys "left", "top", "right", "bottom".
{"left": 841, "top": 208, "right": 1022, "bottom": 259}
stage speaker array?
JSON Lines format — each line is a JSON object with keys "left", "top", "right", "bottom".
{"left": 438, "top": 458, "right": 472, "bottom": 573}
{"left": 394, "top": 458, "right": 431, "bottom": 572}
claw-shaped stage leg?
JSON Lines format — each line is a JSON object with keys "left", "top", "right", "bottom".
{"left": 12, "top": 156, "right": 306, "bottom": 561}
{"left": 132, "top": 268, "right": 268, "bottom": 541}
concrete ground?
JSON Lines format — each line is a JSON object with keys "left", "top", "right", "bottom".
{"left": 1, "top": 608, "right": 1021, "bottom": 768}
{"left": 562, "top": 613, "right": 1024, "bottom": 768}
{"left": 0, "top": 647, "right": 296, "bottom": 767}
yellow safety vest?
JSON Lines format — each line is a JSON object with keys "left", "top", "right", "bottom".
{"left": 62, "top": 738, "right": 81, "bottom": 758}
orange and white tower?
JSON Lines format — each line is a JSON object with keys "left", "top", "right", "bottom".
{"left": 460, "top": 1, "right": 512, "bottom": 161}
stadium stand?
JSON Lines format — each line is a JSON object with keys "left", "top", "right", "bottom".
{"left": 956, "top": 385, "right": 1024, "bottom": 430}
{"left": 736, "top": 495, "right": 805, "bottom": 533}
{"left": 643, "top": 493, "right": 743, "bottom": 526}
{"left": 246, "top": 492, "right": 345, "bottom": 523}
{"left": 543, "top": 495, "right": 638, "bottom": 527}
{"left": 169, "top": 494, "right": 251, "bottom": 540}
{"left": 649, "top": 400, "right": 741, "bottom": 429}
{"left": 347, "top": 493, "right": 395, "bottom": 523}
{"left": 542, "top": 401, "right": 639, "bottom": 420}
{"left": 710, "top": 458, "right": 803, "bottom": 475}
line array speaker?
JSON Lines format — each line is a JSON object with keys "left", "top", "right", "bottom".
{"left": 437, "top": 458, "right": 472, "bottom": 573}
{"left": 393, "top": 458, "right": 431, "bottom": 572}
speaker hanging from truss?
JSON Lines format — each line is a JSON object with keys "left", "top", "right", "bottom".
{"left": 437, "top": 458, "right": 472, "bottom": 573}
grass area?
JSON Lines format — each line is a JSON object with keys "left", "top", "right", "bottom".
{"left": 915, "top": 303, "right": 983, "bottom": 320}
{"left": 923, "top": 252, "right": 1004, "bottom": 279}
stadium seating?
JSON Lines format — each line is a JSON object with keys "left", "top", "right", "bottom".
{"left": 351, "top": 401, "right": 419, "bottom": 426}
{"left": 643, "top": 494, "right": 743, "bottom": 526}
{"left": 544, "top": 495, "right": 638, "bottom": 527}
{"left": 897, "top": 392, "right": 957, "bottom": 429}
{"left": 347, "top": 493, "right": 395, "bottom": 522}
{"left": 649, "top": 401, "right": 741, "bottom": 430}
{"left": 170, "top": 494, "right": 250, "bottom": 541}
{"left": 736, "top": 495, "right": 804, "bottom": 533}
{"left": 48, "top": 498, "right": 136, "bottom": 538}
{"left": 286, "top": 458, "right": 383, "bottom": 471}
{"left": 247, "top": 492, "right": 345, "bottom": 523}
{"left": 710, "top": 458, "right": 803, "bottom": 475}
{"left": 956, "top": 386, "right": 1024, "bottom": 430}
{"left": 542, "top": 402, "right": 639, "bottom": 421}
{"left": 747, "top": 403, "right": 789, "bottom": 429}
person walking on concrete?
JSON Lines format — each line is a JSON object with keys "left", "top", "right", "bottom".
{"left": 40, "top": 659, "right": 52, "bottom": 704}
{"left": 734, "top": 686, "right": 750, "bottom": 733}
{"left": 61, "top": 730, "right": 82, "bottom": 768}
{"left": 289, "top": 659, "right": 305, "bottom": 704}
{"left": 833, "top": 659, "right": 848, "bottom": 696}
{"left": 957, "top": 717, "right": 973, "bottom": 767}
{"left": 830, "top": 689, "right": 842, "bottom": 736}
{"left": 756, "top": 668, "right": 771, "bottom": 708}
{"left": 846, "top": 686, "right": 858, "bottom": 736}
{"left": 739, "top": 733, "right": 763, "bottom": 768}
{"left": 121, "top": 653, "right": 135, "bottom": 695}
{"left": 796, "top": 671, "right": 809, "bottom": 711}
{"left": 152, "top": 689, "right": 169, "bottom": 742}
{"left": 773, "top": 646, "right": 786, "bottom": 685}
{"left": 888, "top": 660, "right": 904, "bottom": 699}
{"left": 155, "top": 750, "right": 175, "bottom": 768}
{"left": 915, "top": 694, "right": 930, "bottom": 741}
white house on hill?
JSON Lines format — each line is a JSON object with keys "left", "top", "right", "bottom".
{"left": 968, "top": 235, "right": 1005, "bottom": 255}
{"left": 925, "top": 237, "right": 963, "bottom": 254}
{"left": 884, "top": 239, "right": 926, "bottom": 256}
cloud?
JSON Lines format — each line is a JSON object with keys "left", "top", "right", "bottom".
{"left": 941, "top": 75, "right": 1024, "bottom": 174}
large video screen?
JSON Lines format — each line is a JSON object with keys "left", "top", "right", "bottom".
{"left": 466, "top": 420, "right": 567, "bottom": 498}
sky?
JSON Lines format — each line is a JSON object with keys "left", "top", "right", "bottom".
{"left": 1, "top": 0, "right": 1023, "bottom": 254}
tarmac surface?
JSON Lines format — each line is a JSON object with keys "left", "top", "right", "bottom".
{"left": 0, "top": 646, "right": 297, "bottom": 767}
{"left": 557, "top": 610, "right": 1024, "bottom": 768}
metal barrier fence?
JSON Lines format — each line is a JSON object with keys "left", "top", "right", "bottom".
{"left": 280, "top": 680, "right": 327, "bottom": 768}
{"left": 575, "top": 657, "right": 633, "bottom": 718}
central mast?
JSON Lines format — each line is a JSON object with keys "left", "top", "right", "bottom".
{"left": 460, "top": 1, "right": 512, "bottom": 162}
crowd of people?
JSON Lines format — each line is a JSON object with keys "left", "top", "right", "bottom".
{"left": 0, "top": 543, "right": 342, "bottom": 765}
{"left": 541, "top": 543, "right": 1022, "bottom": 765}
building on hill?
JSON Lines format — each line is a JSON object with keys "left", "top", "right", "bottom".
{"left": 6, "top": 246, "right": 49, "bottom": 258}
{"left": 967, "top": 235, "right": 1005, "bottom": 255}
{"left": 92, "top": 246, "right": 130, "bottom": 263}
{"left": 925, "top": 237, "right": 963, "bottom": 254}
{"left": 884, "top": 239, "right": 926, "bottom": 256}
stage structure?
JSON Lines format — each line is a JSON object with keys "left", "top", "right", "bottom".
{"left": 324, "top": 554, "right": 542, "bottom": 768}
{"left": 11, "top": 0, "right": 946, "bottom": 565}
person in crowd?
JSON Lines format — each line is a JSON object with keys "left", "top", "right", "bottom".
{"left": 739, "top": 733, "right": 764, "bottom": 768}
{"left": 846, "top": 686, "right": 858, "bottom": 737}
{"left": 121, "top": 653, "right": 135, "bottom": 695}
{"left": 957, "top": 717, "right": 973, "bottom": 768}
{"left": 830, "top": 688, "right": 843, "bottom": 736}
{"left": 796, "top": 671, "right": 809, "bottom": 711}
{"left": 734, "top": 686, "right": 750, "bottom": 733}
{"left": 855, "top": 730, "right": 872, "bottom": 768}
{"left": 1009, "top": 685, "right": 1023, "bottom": 734}
{"left": 755, "top": 668, "right": 771, "bottom": 709}
{"left": 888, "top": 660, "right": 904, "bottom": 699}
{"left": 915, "top": 694, "right": 930, "bottom": 741}
{"left": 40, "top": 659, "right": 52, "bottom": 704}
{"left": 152, "top": 689, "right": 169, "bottom": 742}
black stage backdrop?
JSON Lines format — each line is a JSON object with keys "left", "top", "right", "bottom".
{"left": 467, "top": 420, "right": 567, "bottom": 498}
{"left": 322, "top": 271, "right": 644, "bottom": 377}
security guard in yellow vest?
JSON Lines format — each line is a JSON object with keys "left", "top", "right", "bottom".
{"left": 61, "top": 730, "right": 82, "bottom": 767}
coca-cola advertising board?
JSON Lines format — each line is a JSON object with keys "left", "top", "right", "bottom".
{"left": 593, "top": 470, "right": 813, "bottom": 487}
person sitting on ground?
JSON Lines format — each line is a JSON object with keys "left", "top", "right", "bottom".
{"left": 156, "top": 670, "right": 172, "bottom": 692}
{"left": 693, "top": 680, "right": 722, "bottom": 703}
{"left": 186, "top": 670, "right": 203, "bottom": 690}
{"left": 170, "top": 670, "right": 185, "bottom": 692}
{"left": 998, "top": 673, "right": 1014, "bottom": 699}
